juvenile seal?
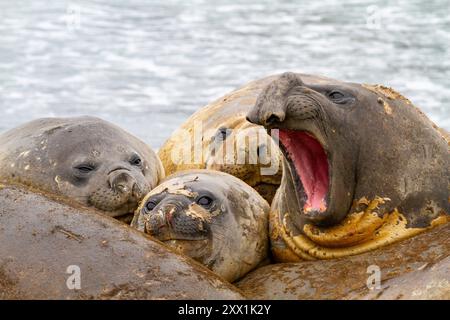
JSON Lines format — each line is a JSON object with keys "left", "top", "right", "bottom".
{"left": 158, "top": 78, "right": 282, "bottom": 203}
{"left": 132, "top": 170, "right": 270, "bottom": 282}
{"left": 0, "top": 116, "right": 164, "bottom": 221}
{"left": 0, "top": 184, "right": 243, "bottom": 299}
{"left": 247, "top": 72, "right": 449, "bottom": 261}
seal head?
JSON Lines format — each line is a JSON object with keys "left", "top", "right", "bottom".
{"left": 132, "top": 170, "right": 269, "bottom": 282}
{"left": 247, "top": 72, "right": 449, "bottom": 260}
{"left": 0, "top": 116, "right": 164, "bottom": 220}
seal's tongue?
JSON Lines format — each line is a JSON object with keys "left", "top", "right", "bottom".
{"left": 278, "top": 129, "right": 329, "bottom": 212}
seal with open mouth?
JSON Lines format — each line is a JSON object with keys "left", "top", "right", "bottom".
{"left": 247, "top": 72, "right": 449, "bottom": 261}
{"left": 132, "top": 170, "right": 270, "bottom": 282}
{"left": 0, "top": 116, "right": 164, "bottom": 222}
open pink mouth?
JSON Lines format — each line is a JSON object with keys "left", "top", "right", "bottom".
{"left": 278, "top": 129, "right": 329, "bottom": 213}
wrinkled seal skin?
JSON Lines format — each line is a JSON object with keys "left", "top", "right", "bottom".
{"left": 132, "top": 170, "right": 269, "bottom": 282}
{"left": 0, "top": 184, "right": 244, "bottom": 300}
{"left": 158, "top": 77, "right": 283, "bottom": 203}
{"left": 0, "top": 116, "right": 164, "bottom": 221}
{"left": 247, "top": 72, "right": 449, "bottom": 261}
{"left": 236, "top": 223, "right": 450, "bottom": 300}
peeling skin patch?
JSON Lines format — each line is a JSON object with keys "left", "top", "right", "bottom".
{"left": 302, "top": 196, "right": 391, "bottom": 247}
{"left": 54, "top": 175, "right": 68, "bottom": 191}
{"left": 362, "top": 84, "right": 412, "bottom": 104}
{"left": 165, "top": 185, "right": 198, "bottom": 198}
{"left": 378, "top": 97, "right": 393, "bottom": 115}
{"left": 185, "top": 203, "right": 212, "bottom": 223}
{"left": 271, "top": 197, "right": 449, "bottom": 261}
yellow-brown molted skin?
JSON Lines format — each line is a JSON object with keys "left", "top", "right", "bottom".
{"left": 362, "top": 84, "right": 413, "bottom": 103}
{"left": 271, "top": 196, "right": 449, "bottom": 261}
{"left": 236, "top": 223, "right": 450, "bottom": 299}
{"left": 157, "top": 76, "right": 283, "bottom": 203}
{"left": 364, "top": 83, "right": 450, "bottom": 145}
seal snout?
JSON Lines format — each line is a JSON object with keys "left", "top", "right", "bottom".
{"left": 246, "top": 96, "right": 287, "bottom": 127}
{"left": 108, "top": 169, "right": 145, "bottom": 198}
{"left": 143, "top": 200, "right": 209, "bottom": 241}
{"left": 86, "top": 167, "right": 150, "bottom": 218}
{"left": 144, "top": 204, "right": 178, "bottom": 240}
{"left": 246, "top": 72, "right": 304, "bottom": 127}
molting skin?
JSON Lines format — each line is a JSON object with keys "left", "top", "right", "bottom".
{"left": 0, "top": 116, "right": 164, "bottom": 220}
{"left": 247, "top": 72, "right": 449, "bottom": 261}
{"left": 236, "top": 223, "right": 450, "bottom": 300}
{"left": 132, "top": 170, "right": 269, "bottom": 282}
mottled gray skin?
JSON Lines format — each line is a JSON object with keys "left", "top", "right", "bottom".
{"left": 0, "top": 116, "right": 164, "bottom": 219}
{"left": 236, "top": 223, "right": 450, "bottom": 300}
{"left": 132, "top": 170, "right": 270, "bottom": 282}
{"left": 247, "top": 72, "right": 449, "bottom": 229}
{"left": 0, "top": 184, "right": 244, "bottom": 300}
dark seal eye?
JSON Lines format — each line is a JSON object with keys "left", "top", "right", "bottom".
{"left": 215, "top": 127, "right": 231, "bottom": 142}
{"left": 197, "top": 195, "right": 213, "bottom": 208}
{"left": 328, "top": 90, "right": 353, "bottom": 104}
{"left": 144, "top": 200, "right": 158, "bottom": 213}
{"left": 130, "top": 154, "right": 142, "bottom": 167}
{"left": 328, "top": 90, "right": 345, "bottom": 101}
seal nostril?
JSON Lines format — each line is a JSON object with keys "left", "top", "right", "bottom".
{"left": 145, "top": 210, "right": 166, "bottom": 235}
{"left": 266, "top": 114, "right": 281, "bottom": 126}
{"left": 109, "top": 170, "right": 136, "bottom": 194}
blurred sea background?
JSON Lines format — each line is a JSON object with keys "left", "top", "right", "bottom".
{"left": 0, "top": 0, "right": 449, "bottom": 149}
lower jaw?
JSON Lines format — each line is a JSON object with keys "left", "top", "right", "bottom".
{"left": 271, "top": 199, "right": 449, "bottom": 261}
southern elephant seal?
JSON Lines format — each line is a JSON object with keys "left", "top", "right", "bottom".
{"left": 0, "top": 116, "right": 164, "bottom": 221}
{"left": 0, "top": 184, "right": 244, "bottom": 299}
{"left": 247, "top": 72, "right": 449, "bottom": 261}
{"left": 132, "top": 170, "right": 270, "bottom": 282}
{"left": 236, "top": 223, "right": 450, "bottom": 299}
{"left": 157, "top": 77, "right": 283, "bottom": 203}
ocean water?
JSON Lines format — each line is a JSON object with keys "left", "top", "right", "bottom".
{"left": 0, "top": 0, "right": 449, "bottom": 149}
